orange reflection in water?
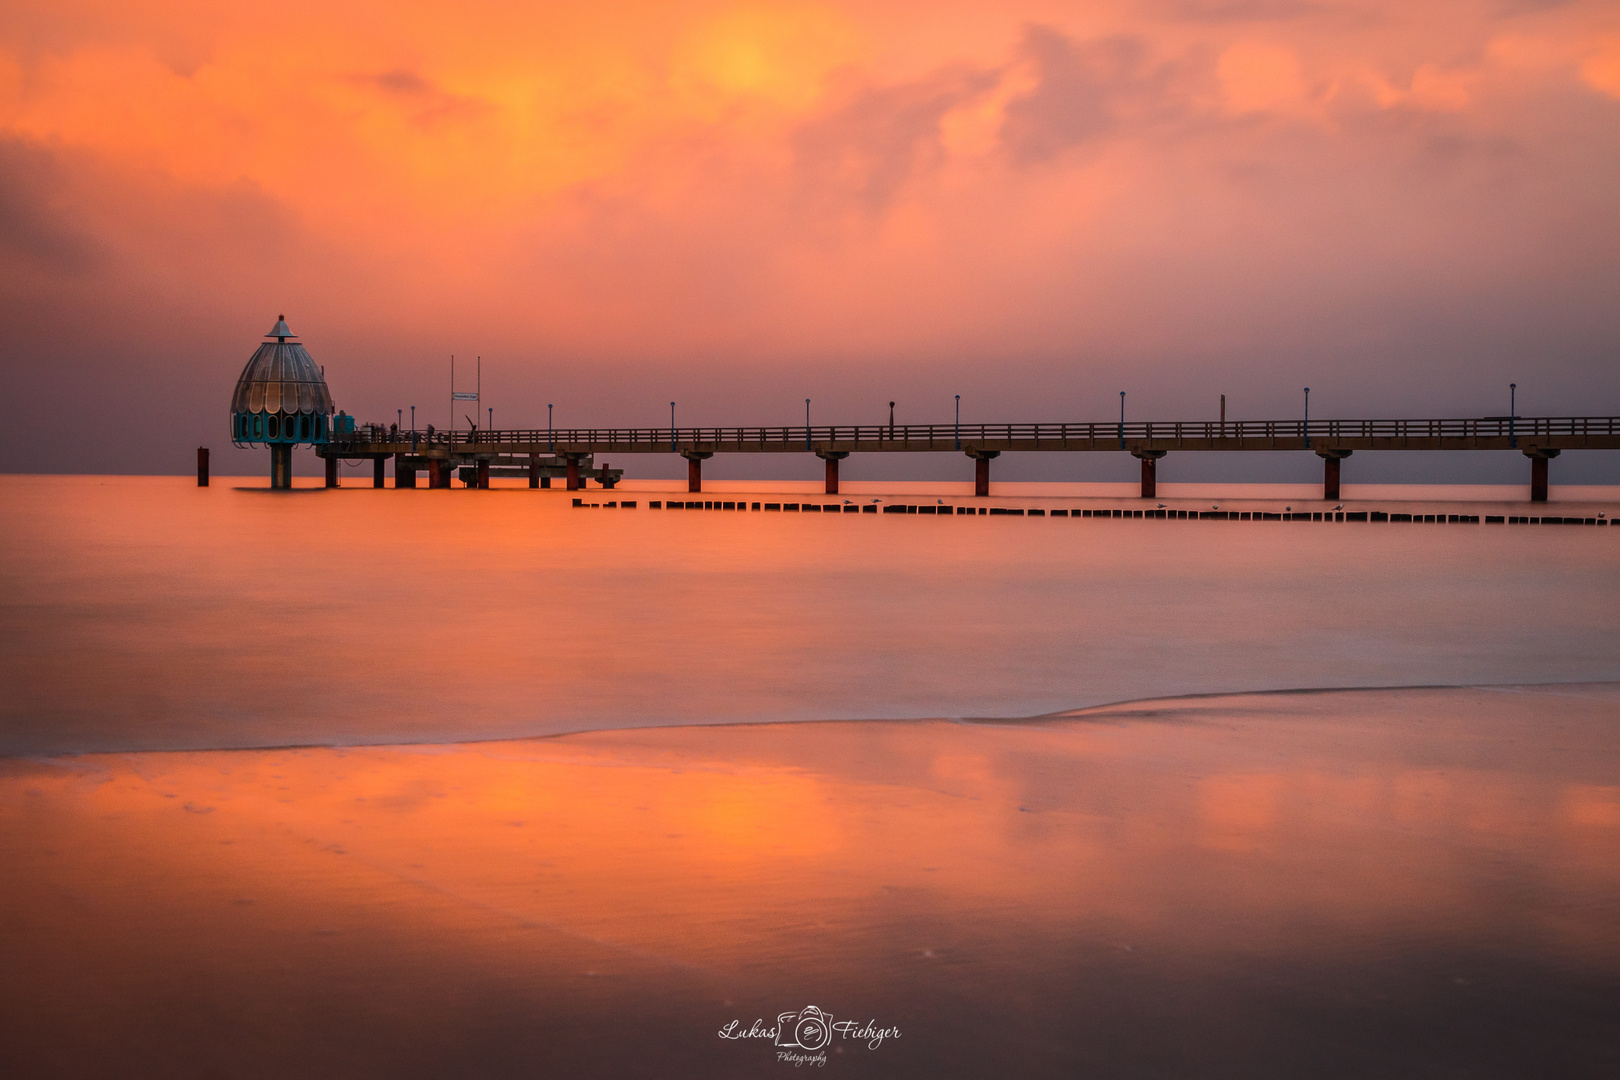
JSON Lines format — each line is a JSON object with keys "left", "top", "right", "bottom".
{"left": 3, "top": 686, "right": 1617, "bottom": 980}
{"left": 3, "top": 685, "right": 1619, "bottom": 1076}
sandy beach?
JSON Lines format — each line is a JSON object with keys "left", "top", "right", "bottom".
{"left": 4, "top": 684, "right": 1616, "bottom": 1077}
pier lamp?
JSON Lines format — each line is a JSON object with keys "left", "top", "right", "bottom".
{"left": 1510, "top": 383, "right": 1517, "bottom": 447}
{"left": 955, "top": 395, "right": 960, "bottom": 450}
{"left": 397, "top": 408, "right": 401, "bottom": 435}
{"left": 230, "top": 315, "right": 335, "bottom": 490}
{"left": 1119, "top": 392, "right": 1126, "bottom": 449}
{"left": 670, "top": 402, "right": 676, "bottom": 452}
{"left": 548, "top": 404, "right": 554, "bottom": 452}
{"left": 889, "top": 401, "right": 895, "bottom": 433}
{"left": 488, "top": 407, "right": 493, "bottom": 431}
{"left": 1303, "top": 388, "right": 1310, "bottom": 449}
{"left": 806, "top": 398, "right": 812, "bottom": 450}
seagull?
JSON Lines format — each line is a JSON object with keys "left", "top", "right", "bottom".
{"left": 1332, "top": 504, "right": 1344, "bottom": 511}
{"left": 1212, "top": 504, "right": 1220, "bottom": 510}
{"left": 1285, "top": 506, "right": 1292, "bottom": 512}
{"left": 1156, "top": 503, "right": 1166, "bottom": 509}
{"left": 937, "top": 499, "right": 945, "bottom": 505}
{"left": 843, "top": 499, "right": 852, "bottom": 505}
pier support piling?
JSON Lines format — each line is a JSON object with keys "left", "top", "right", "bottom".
{"left": 373, "top": 457, "right": 387, "bottom": 488}
{"left": 395, "top": 454, "right": 416, "bottom": 488}
{"left": 681, "top": 450, "right": 713, "bottom": 493}
{"left": 271, "top": 444, "right": 294, "bottom": 490}
{"left": 325, "top": 454, "right": 339, "bottom": 489}
{"left": 1316, "top": 448, "right": 1353, "bottom": 501}
{"left": 565, "top": 455, "right": 583, "bottom": 491}
{"left": 1524, "top": 447, "right": 1560, "bottom": 502}
{"left": 476, "top": 459, "right": 490, "bottom": 490}
{"left": 197, "top": 447, "right": 209, "bottom": 487}
{"left": 1131, "top": 449, "right": 1167, "bottom": 498}
{"left": 528, "top": 456, "right": 539, "bottom": 489}
{"left": 966, "top": 449, "right": 1000, "bottom": 497}
{"left": 817, "top": 451, "right": 849, "bottom": 495}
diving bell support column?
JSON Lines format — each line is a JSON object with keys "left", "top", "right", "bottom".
{"left": 271, "top": 444, "right": 294, "bottom": 490}
{"left": 325, "top": 454, "right": 338, "bottom": 489}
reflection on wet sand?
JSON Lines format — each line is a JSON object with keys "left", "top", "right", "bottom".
{"left": 1, "top": 685, "right": 1617, "bottom": 1078}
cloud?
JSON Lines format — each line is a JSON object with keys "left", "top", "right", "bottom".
{"left": 1156, "top": 0, "right": 1323, "bottom": 23}
{"left": 792, "top": 70, "right": 991, "bottom": 214}
{"left": 352, "top": 68, "right": 494, "bottom": 126}
{"left": 0, "top": 140, "right": 100, "bottom": 275}
{"left": 1000, "top": 26, "right": 1181, "bottom": 162}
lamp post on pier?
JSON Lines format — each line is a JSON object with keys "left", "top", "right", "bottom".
{"left": 805, "top": 398, "right": 811, "bottom": 450}
{"left": 1510, "top": 383, "right": 1517, "bottom": 448}
{"left": 1119, "top": 392, "right": 1126, "bottom": 449}
{"left": 670, "top": 402, "right": 676, "bottom": 452}
{"left": 548, "top": 404, "right": 553, "bottom": 453}
{"left": 954, "top": 395, "right": 960, "bottom": 449}
{"left": 1303, "top": 388, "right": 1310, "bottom": 449}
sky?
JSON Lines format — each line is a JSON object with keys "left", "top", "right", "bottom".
{"left": 1, "top": 0, "right": 1618, "bottom": 478}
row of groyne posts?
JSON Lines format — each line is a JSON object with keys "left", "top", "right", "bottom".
{"left": 203, "top": 417, "right": 1619, "bottom": 501}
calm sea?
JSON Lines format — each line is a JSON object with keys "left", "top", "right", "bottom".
{"left": 2, "top": 475, "right": 1618, "bottom": 755}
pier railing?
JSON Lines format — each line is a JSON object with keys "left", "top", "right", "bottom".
{"left": 327, "top": 416, "right": 1620, "bottom": 454}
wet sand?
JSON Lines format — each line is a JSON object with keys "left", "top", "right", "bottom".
{"left": 3, "top": 684, "right": 1616, "bottom": 1078}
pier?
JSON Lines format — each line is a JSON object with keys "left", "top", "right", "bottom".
{"left": 310, "top": 415, "right": 1620, "bottom": 501}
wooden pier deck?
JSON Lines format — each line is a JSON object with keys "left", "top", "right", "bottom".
{"left": 306, "top": 415, "right": 1620, "bottom": 500}
{"left": 325, "top": 415, "right": 1620, "bottom": 457}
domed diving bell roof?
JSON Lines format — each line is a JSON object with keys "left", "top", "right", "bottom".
{"left": 230, "top": 315, "right": 336, "bottom": 416}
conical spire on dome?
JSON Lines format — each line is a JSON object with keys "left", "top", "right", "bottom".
{"left": 267, "top": 315, "right": 295, "bottom": 340}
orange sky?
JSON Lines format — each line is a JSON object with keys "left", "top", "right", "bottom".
{"left": 2, "top": 0, "right": 1618, "bottom": 471}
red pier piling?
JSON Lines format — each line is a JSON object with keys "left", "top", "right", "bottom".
{"left": 1525, "top": 448, "right": 1559, "bottom": 502}
{"left": 1131, "top": 449, "right": 1167, "bottom": 499}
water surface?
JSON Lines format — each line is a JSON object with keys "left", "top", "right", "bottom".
{"left": 3, "top": 475, "right": 1618, "bottom": 1077}
{"left": 1, "top": 686, "right": 1615, "bottom": 1077}
{"left": 3, "top": 476, "right": 1619, "bottom": 755}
